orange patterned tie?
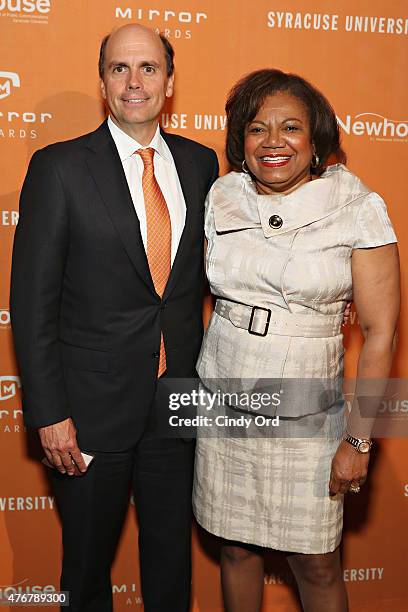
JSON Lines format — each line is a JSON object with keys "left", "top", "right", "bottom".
{"left": 136, "top": 147, "right": 171, "bottom": 377}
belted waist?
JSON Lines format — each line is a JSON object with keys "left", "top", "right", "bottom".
{"left": 214, "top": 299, "right": 343, "bottom": 338}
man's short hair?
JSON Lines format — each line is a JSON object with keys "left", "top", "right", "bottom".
{"left": 98, "top": 32, "right": 175, "bottom": 79}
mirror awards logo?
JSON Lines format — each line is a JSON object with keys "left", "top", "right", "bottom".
{"left": 0, "top": 72, "right": 20, "bottom": 101}
{"left": 0, "top": 71, "right": 53, "bottom": 140}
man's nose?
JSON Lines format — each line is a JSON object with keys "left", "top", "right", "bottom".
{"left": 126, "top": 70, "right": 142, "bottom": 89}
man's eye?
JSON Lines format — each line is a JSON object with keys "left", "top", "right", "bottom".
{"left": 113, "top": 66, "right": 126, "bottom": 73}
{"left": 143, "top": 66, "right": 156, "bottom": 74}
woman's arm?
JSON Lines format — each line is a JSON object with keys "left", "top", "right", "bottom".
{"left": 329, "top": 243, "right": 400, "bottom": 495}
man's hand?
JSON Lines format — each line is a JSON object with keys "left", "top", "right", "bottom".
{"left": 329, "top": 439, "right": 370, "bottom": 496}
{"left": 39, "top": 417, "right": 87, "bottom": 476}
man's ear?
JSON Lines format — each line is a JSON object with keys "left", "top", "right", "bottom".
{"left": 100, "top": 79, "right": 107, "bottom": 100}
{"left": 166, "top": 74, "right": 174, "bottom": 98}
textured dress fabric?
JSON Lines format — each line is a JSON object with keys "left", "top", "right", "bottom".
{"left": 193, "top": 164, "right": 397, "bottom": 554}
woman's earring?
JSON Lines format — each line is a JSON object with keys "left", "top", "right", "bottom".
{"left": 311, "top": 153, "right": 320, "bottom": 168}
{"left": 242, "top": 159, "right": 250, "bottom": 173}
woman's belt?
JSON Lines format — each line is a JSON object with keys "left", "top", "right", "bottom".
{"left": 214, "top": 299, "right": 343, "bottom": 338}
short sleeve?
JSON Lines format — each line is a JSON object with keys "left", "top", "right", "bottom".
{"left": 353, "top": 192, "right": 397, "bottom": 249}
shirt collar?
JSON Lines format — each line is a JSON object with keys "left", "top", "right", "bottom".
{"left": 107, "top": 116, "right": 171, "bottom": 163}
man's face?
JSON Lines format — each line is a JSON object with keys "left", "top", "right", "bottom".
{"left": 100, "top": 26, "right": 173, "bottom": 141}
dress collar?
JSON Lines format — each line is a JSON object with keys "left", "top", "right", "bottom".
{"left": 212, "top": 164, "right": 371, "bottom": 237}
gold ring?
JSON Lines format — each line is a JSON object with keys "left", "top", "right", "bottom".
{"left": 349, "top": 483, "right": 361, "bottom": 494}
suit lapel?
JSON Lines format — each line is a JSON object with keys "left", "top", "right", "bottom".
{"left": 161, "top": 131, "right": 199, "bottom": 300}
{"left": 84, "top": 122, "right": 156, "bottom": 295}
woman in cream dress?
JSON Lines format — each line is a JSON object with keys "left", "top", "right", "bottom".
{"left": 192, "top": 70, "right": 399, "bottom": 612}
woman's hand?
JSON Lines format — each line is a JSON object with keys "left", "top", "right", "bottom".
{"left": 329, "top": 440, "right": 370, "bottom": 495}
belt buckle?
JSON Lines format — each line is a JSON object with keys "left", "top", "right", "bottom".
{"left": 248, "top": 306, "right": 271, "bottom": 337}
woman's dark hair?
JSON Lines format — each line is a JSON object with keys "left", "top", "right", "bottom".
{"left": 226, "top": 69, "right": 344, "bottom": 175}
{"left": 98, "top": 32, "right": 175, "bottom": 79}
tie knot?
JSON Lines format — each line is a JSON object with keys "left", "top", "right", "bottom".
{"left": 136, "top": 147, "right": 155, "bottom": 167}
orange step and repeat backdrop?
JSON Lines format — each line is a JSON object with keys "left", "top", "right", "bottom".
{"left": 0, "top": 1, "right": 407, "bottom": 610}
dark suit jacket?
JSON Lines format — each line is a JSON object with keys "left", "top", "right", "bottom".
{"left": 10, "top": 121, "right": 218, "bottom": 451}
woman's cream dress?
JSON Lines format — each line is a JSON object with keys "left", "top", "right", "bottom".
{"left": 193, "top": 164, "right": 397, "bottom": 554}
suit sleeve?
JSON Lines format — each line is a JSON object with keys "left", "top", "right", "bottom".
{"left": 10, "top": 148, "right": 71, "bottom": 429}
{"left": 207, "top": 149, "right": 219, "bottom": 192}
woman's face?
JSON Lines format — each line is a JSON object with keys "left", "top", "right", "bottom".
{"left": 244, "top": 92, "right": 314, "bottom": 195}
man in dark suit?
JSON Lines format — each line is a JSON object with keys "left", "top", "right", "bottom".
{"left": 10, "top": 24, "right": 218, "bottom": 612}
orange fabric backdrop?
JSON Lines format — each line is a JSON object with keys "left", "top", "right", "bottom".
{"left": 0, "top": 1, "right": 407, "bottom": 610}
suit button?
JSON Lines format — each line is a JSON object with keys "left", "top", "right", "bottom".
{"left": 269, "top": 214, "right": 283, "bottom": 229}
{"left": 160, "top": 304, "right": 166, "bottom": 311}
{"left": 152, "top": 351, "right": 160, "bottom": 358}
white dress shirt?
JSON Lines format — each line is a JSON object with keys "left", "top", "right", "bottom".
{"left": 108, "top": 116, "right": 186, "bottom": 266}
